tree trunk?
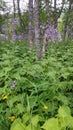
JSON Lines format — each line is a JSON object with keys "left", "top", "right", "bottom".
{"left": 34, "top": 0, "right": 42, "bottom": 60}
{"left": 45, "top": 0, "right": 50, "bottom": 25}
{"left": 58, "top": 0, "right": 65, "bottom": 19}
{"left": 54, "top": 0, "right": 57, "bottom": 28}
{"left": 13, "top": 0, "right": 17, "bottom": 35}
{"left": 63, "top": 0, "right": 72, "bottom": 41}
{"left": 42, "top": 0, "right": 50, "bottom": 55}
{"left": 28, "top": 0, "right": 33, "bottom": 51}
{"left": 17, "top": 0, "right": 23, "bottom": 32}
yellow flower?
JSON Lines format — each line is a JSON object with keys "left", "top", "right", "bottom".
{"left": 2, "top": 95, "right": 8, "bottom": 100}
{"left": 43, "top": 105, "right": 48, "bottom": 110}
{"left": 9, "top": 115, "right": 16, "bottom": 122}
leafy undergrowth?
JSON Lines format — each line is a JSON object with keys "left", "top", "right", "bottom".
{"left": 0, "top": 40, "right": 73, "bottom": 130}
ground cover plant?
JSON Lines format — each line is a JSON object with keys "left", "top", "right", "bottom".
{"left": 0, "top": 40, "right": 73, "bottom": 130}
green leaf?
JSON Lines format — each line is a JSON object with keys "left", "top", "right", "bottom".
{"left": 42, "top": 118, "right": 59, "bottom": 130}
{"left": 31, "top": 115, "right": 40, "bottom": 127}
{"left": 67, "top": 116, "right": 73, "bottom": 128}
{"left": 10, "top": 118, "right": 25, "bottom": 130}
{"left": 58, "top": 106, "right": 73, "bottom": 129}
{"left": 25, "top": 125, "right": 31, "bottom": 130}
{"left": 58, "top": 106, "right": 71, "bottom": 118}
{"left": 7, "top": 96, "right": 20, "bottom": 108}
{"left": 22, "top": 113, "right": 30, "bottom": 124}
{"left": 25, "top": 124, "right": 41, "bottom": 130}
{"left": 16, "top": 103, "right": 24, "bottom": 114}
{"left": 54, "top": 94, "right": 69, "bottom": 105}
{"left": 12, "top": 73, "right": 21, "bottom": 80}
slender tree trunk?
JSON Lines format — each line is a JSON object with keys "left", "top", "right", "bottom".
{"left": 13, "top": 0, "right": 17, "bottom": 34}
{"left": 34, "top": 0, "right": 42, "bottom": 60}
{"left": 54, "top": 0, "right": 57, "bottom": 28}
{"left": 28, "top": 0, "right": 33, "bottom": 51}
{"left": 42, "top": 0, "right": 50, "bottom": 55}
{"left": 63, "top": 0, "right": 72, "bottom": 41}
{"left": 58, "top": 0, "right": 65, "bottom": 19}
{"left": 45, "top": 0, "right": 50, "bottom": 25}
{"left": 17, "top": 0, "right": 23, "bottom": 32}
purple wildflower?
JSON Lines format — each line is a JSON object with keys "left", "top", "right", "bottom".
{"left": 10, "top": 81, "right": 16, "bottom": 89}
{"left": 13, "top": 19, "right": 17, "bottom": 25}
{"left": 45, "top": 25, "right": 61, "bottom": 43}
{"left": 11, "top": 34, "right": 17, "bottom": 40}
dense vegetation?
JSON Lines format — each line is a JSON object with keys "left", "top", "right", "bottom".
{"left": 0, "top": 40, "right": 73, "bottom": 130}
{"left": 0, "top": 0, "right": 73, "bottom": 130}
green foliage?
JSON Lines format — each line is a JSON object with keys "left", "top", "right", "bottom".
{"left": 0, "top": 40, "right": 73, "bottom": 130}
{"left": 40, "top": 10, "right": 47, "bottom": 24}
{"left": 58, "top": 106, "right": 73, "bottom": 129}
{"left": 21, "top": 11, "right": 28, "bottom": 33}
{"left": 10, "top": 106, "right": 73, "bottom": 130}
{"left": 10, "top": 118, "right": 25, "bottom": 130}
{"left": 42, "top": 118, "right": 59, "bottom": 130}
{"left": 42, "top": 106, "right": 73, "bottom": 130}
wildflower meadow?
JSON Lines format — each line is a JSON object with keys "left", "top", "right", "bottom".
{"left": 0, "top": 40, "right": 73, "bottom": 130}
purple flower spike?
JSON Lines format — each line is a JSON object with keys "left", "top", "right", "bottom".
{"left": 11, "top": 34, "right": 17, "bottom": 40}
{"left": 45, "top": 25, "right": 62, "bottom": 43}
{"left": 13, "top": 19, "right": 17, "bottom": 25}
{"left": 10, "top": 81, "right": 16, "bottom": 89}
